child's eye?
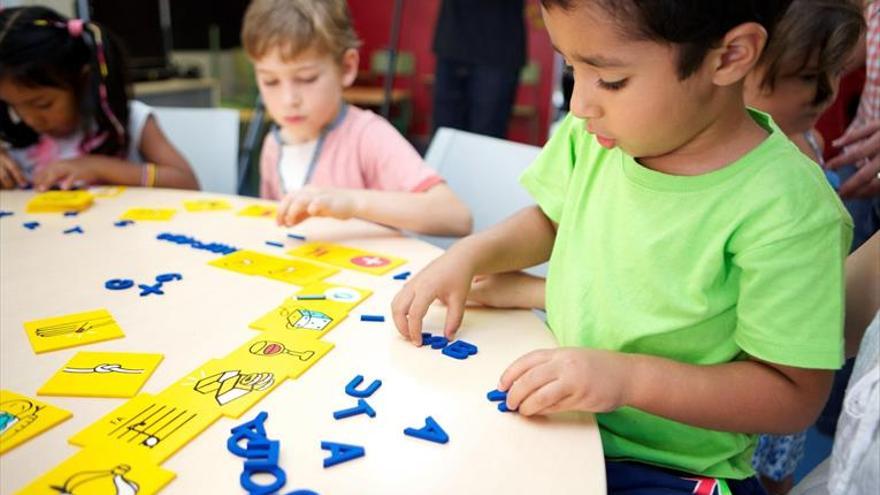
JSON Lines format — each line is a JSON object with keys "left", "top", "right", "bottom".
{"left": 597, "top": 78, "right": 628, "bottom": 91}
{"left": 296, "top": 76, "right": 319, "bottom": 84}
{"left": 260, "top": 79, "right": 279, "bottom": 87}
{"left": 33, "top": 100, "right": 53, "bottom": 110}
{"left": 798, "top": 73, "right": 819, "bottom": 83}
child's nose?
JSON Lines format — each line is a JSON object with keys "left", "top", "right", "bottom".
{"left": 569, "top": 78, "right": 602, "bottom": 120}
{"left": 282, "top": 88, "right": 302, "bottom": 108}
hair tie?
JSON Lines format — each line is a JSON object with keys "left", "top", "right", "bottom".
{"left": 67, "top": 19, "right": 84, "bottom": 38}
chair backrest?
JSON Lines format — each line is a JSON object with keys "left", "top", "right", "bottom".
{"left": 370, "top": 49, "right": 415, "bottom": 77}
{"left": 152, "top": 106, "right": 240, "bottom": 194}
{"left": 519, "top": 60, "right": 540, "bottom": 86}
{"left": 422, "top": 127, "right": 546, "bottom": 275}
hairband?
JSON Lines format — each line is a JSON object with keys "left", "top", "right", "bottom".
{"left": 67, "top": 19, "right": 83, "bottom": 38}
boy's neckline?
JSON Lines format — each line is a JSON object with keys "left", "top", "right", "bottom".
{"left": 620, "top": 109, "right": 782, "bottom": 192}
{"left": 637, "top": 107, "right": 770, "bottom": 177}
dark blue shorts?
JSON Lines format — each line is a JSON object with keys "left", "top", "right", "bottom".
{"left": 606, "top": 461, "right": 767, "bottom": 495}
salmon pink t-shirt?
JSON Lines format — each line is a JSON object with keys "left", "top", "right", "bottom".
{"left": 259, "top": 105, "right": 443, "bottom": 199}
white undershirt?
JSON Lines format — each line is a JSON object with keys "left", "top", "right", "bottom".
{"left": 279, "top": 139, "right": 319, "bottom": 193}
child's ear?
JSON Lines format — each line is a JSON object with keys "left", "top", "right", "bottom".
{"left": 340, "top": 48, "right": 359, "bottom": 88}
{"left": 708, "top": 22, "right": 767, "bottom": 87}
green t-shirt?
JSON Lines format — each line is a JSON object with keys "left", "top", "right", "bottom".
{"left": 520, "top": 110, "right": 852, "bottom": 479}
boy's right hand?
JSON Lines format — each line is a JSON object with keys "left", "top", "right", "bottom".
{"left": 0, "top": 148, "right": 28, "bottom": 189}
{"left": 391, "top": 249, "right": 476, "bottom": 346}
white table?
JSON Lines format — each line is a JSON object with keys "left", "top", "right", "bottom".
{"left": 0, "top": 188, "right": 605, "bottom": 494}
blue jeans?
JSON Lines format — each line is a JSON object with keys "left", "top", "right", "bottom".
{"left": 432, "top": 58, "right": 520, "bottom": 139}
{"left": 606, "top": 461, "right": 767, "bottom": 495}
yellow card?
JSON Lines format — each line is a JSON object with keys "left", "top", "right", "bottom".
{"left": 237, "top": 204, "right": 277, "bottom": 218}
{"left": 18, "top": 446, "right": 175, "bottom": 495}
{"left": 183, "top": 199, "right": 233, "bottom": 212}
{"left": 69, "top": 393, "right": 219, "bottom": 463}
{"left": 249, "top": 299, "right": 348, "bottom": 339}
{"left": 288, "top": 242, "right": 406, "bottom": 275}
{"left": 295, "top": 282, "right": 372, "bottom": 312}
{"left": 25, "top": 190, "right": 94, "bottom": 213}
{"left": 89, "top": 185, "right": 126, "bottom": 198}
{"left": 119, "top": 208, "right": 176, "bottom": 221}
{"left": 24, "top": 309, "right": 125, "bottom": 354}
{"left": 227, "top": 329, "right": 335, "bottom": 379}
{"left": 156, "top": 359, "right": 285, "bottom": 418}
{"left": 208, "top": 249, "right": 292, "bottom": 276}
{"left": 0, "top": 390, "right": 71, "bottom": 455}
{"left": 38, "top": 352, "right": 163, "bottom": 398}
{"left": 262, "top": 258, "right": 338, "bottom": 285}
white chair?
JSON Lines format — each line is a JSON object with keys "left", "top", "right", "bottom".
{"left": 152, "top": 107, "right": 240, "bottom": 194}
{"left": 422, "top": 127, "right": 546, "bottom": 276}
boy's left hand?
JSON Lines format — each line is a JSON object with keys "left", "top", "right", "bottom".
{"left": 499, "top": 347, "right": 634, "bottom": 416}
{"left": 33, "top": 158, "right": 100, "bottom": 191}
{"left": 277, "top": 186, "right": 358, "bottom": 226}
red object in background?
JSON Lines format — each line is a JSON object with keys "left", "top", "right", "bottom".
{"left": 816, "top": 67, "right": 866, "bottom": 161}
{"left": 347, "top": 0, "right": 554, "bottom": 145}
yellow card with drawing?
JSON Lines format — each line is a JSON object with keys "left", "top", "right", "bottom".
{"left": 69, "top": 393, "right": 219, "bottom": 463}
{"left": 24, "top": 309, "right": 125, "bottom": 354}
{"left": 262, "top": 258, "right": 338, "bottom": 285}
{"left": 183, "top": 198, "right": 233, "bottom": 211}
{"left": 156, "top": 359, "right": 285, "bottom": 418}
{"left": 119, "top": 207, "right": 176, "bottom": 221}
{"left": 249, "top": 299, "right": 348, "bottom": 339}
{"left": 38, "top": 352, "right": 163, "bottom": 398}
{"left": 288, "top": 242, "right": 406, "bottom": 275}
{"left": 208, "top": 249, "right": 291, "bottom": 276}
{"left": 227, "top": 329, "right": 335, "bottom": 379}
{"left": 295, "top": 282, "right": 372, "bottom": 312}
{"left": 18, "top": 446, "right": 175, "bottom": 495}
{"left": 237, "top": 204, "right": 277, "bottom": 218}
{"left": 0, "top": 390, "right": 71, "bottom": 455}
{"left": 25, "top": 190, "right": 94, "bottom": 213}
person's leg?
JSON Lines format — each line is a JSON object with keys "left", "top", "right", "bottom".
{"left": 752, "top": 432, "right": 807, "bottom": 495}
{"left": 431, "top": 58, "right": 469, "bottom": 134}
{"left": 464, "top": 64, "right": 520, "bottom": 139}
{"left": 606, "top": 461, "right": 768, "bottom": 495}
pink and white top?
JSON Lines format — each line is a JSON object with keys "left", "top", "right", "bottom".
{"left": 259, "top": 105, "right": 444, "bottom": 200}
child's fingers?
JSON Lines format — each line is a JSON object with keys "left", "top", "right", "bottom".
{"left": 59, "top": 173, "right": 81, "bottom": 190}
{"left": 0, "top": 168, "right": 14, "bottom": 189}
{"left": 405, "top": 291, "right": 435, "bottom": 346}
{"left": 276, "top": 195, "right": 294, "bottom": 226}
{"left": 504, "top": 359, "right": 557, "bottom": 411}
{"left": 498, "top": 349, "right": 552, "bottom": 392}
{"left": 391, "top": 287, "right": 415, "bottom": 342}
{"left": 442, "top": 295, "right": 465, "bottom": 340}
{"left": 2, "top": 161, "right": 27, "bottom": 187}
{"left": 517, "top": 381, "right": 571, "bottom": 416}
{"left": 36, "top": 167, "right": 67, "bottom": 191}
{"left": 283, "top": 195, "right": 311, "bottom": 226}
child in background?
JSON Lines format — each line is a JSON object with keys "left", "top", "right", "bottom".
{"left": 0, "top": 7, "right": 198, "bottom": 191}
{"left": 743, "top": 1, "right": 865, "bottom": 492}
{"left": 393, "top": 1, "right": 853, "bottom": 493}
{"left": 241, "top": 0, "right": 472, "bottom": 237}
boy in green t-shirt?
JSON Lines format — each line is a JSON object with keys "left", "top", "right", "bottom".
{"left": 392, "top": 0, "right": 853, "bottom": 493}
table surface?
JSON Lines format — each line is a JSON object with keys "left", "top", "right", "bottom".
{"left": 0, "top": 188, "right": 604, "bottom": 494}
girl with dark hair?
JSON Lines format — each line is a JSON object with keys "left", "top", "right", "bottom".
{"left": 0, "top": 6, "right": 197, "bottom": 190}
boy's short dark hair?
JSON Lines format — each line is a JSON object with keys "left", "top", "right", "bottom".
{"left": 541, "top": 0, "right": 795, "bottom": 79}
